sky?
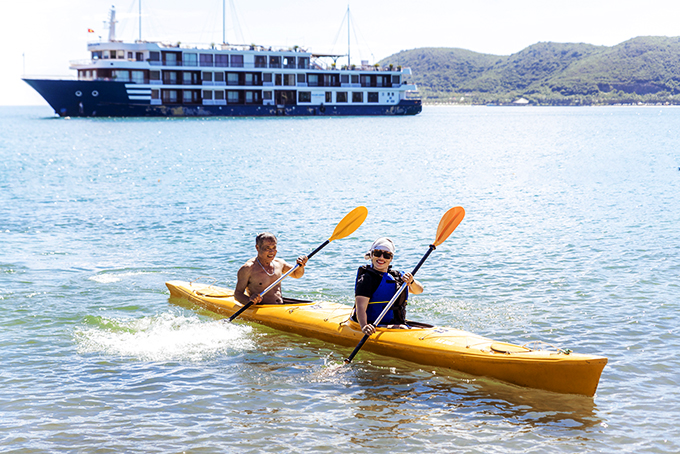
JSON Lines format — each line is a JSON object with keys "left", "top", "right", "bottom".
{"left": 2, "top": 0, "right": 679, "bottom": 106}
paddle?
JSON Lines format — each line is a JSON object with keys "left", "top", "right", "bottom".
{"left": 227, "top": 206, "right": 369, "bottom": 323}
{"left": 344, "top": 206, "right": 465, "bottom": 364}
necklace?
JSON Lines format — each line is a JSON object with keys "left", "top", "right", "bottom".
{"left": 256, "top": 257, "right": 275, "bottom": 276}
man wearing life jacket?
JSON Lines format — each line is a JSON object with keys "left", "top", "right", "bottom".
{"left": 353, "top": 237, "right": 423, "bottom": 335}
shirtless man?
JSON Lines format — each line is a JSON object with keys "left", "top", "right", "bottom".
{"left": 234, "top": 232, "right": 309, "bottom": 305}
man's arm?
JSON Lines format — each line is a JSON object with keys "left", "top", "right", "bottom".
{"left": 234, "top": 264, "right": 261, "bottom": 305}
{"left": 283, "top": 255, "right": 308, "bottom": 279}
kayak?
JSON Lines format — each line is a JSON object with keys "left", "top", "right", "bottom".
{"left": 165, "top": 280, "right": 607, "bottom": 396}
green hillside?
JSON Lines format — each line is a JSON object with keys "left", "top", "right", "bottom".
{"left": 380, "top": 36, "right": 680, "bottom": 105}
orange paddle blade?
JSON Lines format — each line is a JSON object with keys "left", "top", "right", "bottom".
{"left": 434, "top": 206, "right": 465, "bottom": 246}
{"left": 328, "top": 206, "right": 368, "bottom": 241}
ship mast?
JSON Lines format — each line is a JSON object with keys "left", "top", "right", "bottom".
{"left": 347, "top": 5, "right": 350, "bottom": 67}
{"left": 107, "top": 6, "right": 117, "bottom": 42}
{"left": 138, "top": 0, "right": 142, "bottom": 41}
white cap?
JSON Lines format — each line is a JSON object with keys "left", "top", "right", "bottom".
{"left": 364, "top": 237, "right": 395, "bottom": 259}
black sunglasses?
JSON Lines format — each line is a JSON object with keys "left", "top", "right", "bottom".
{"left": 372, "top": 250, "right": 393, "bottom": 260}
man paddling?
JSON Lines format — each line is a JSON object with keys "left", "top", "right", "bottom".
{"left": 234, "top": 232, "right": 308, "bottom": 305}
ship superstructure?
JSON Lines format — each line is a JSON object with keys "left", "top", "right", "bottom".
{"left": 24, "top": 7, "right": 421, "bottom": 117}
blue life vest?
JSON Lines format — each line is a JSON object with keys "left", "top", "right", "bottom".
{"left": 365, "top": 270, "right": 408, "bottom": 325}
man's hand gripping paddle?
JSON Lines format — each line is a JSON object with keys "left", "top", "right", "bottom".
{"left": 228, "top": 206, "right": 369, "bottom": 323}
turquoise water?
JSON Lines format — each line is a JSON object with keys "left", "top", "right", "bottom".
{"left": 1, "top": 105, "right": 679, "bottom": 453}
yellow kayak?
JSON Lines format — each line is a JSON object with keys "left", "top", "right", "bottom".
{"left": 166, "top": 280, "right": 607, "bottom": 396}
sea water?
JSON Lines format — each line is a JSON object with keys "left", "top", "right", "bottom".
{"left": 1, "top": 105, "right": 679, "bottom": 453}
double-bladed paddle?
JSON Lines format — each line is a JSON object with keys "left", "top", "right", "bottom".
{"left": 344, "top": 206, "right": 465, "bottom": 364}
{"left": 227, "top": 206, "right": 369, "bottom": 323}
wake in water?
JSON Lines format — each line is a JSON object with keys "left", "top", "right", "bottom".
{"left": 306, "top": 351, "right": 354, "bottom": 384}
{"left": 74, "top": 311, "right": 254, "bottom": 362}
{"left": 88, "top": 270, "right": 155, "bottom": 284}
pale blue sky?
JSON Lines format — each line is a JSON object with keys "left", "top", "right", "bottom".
{"left": 2, "top": 0, "right": 679, "bottom": 106}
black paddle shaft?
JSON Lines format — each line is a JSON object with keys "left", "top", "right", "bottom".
{"left": 344, "top": 244, "right": 436, "bottom": 364}
{"left": 306, "top": 239, "right": 330, "bottom": 260}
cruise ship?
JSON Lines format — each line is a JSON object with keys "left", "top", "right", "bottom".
{"left": 23, "top": 7, "right": 421, "bottom": 117}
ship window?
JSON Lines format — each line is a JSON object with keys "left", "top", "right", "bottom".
{"left": 351, "top": 75, "right": 359, "bottom": 84}
{"left": 263, "top": 91, "right": 272, "bottom": 100}
{"left": 214, "top": 72, "right": 225, "bottom": 82}
{"left": 325, "top": 92, "right": 332, "bottom": 103}
{"left": 284, "top": 74, "right": 295, "bottom": 86}
{"left": 227, "top": 91, "right": 239, "bottom": 103}
{"left": 245, "top": 91, "right": 254, "bottom": 103}
{"left": 340, "top": 74, "right": 349, "bottom": 84}
{"left": 149, "top": 52, "right": 160, "bottom": 64}
{"left": 263, "top": 73, "right": 272, "bottom": 83}
{"left": 360, "top": 75, "right": 370, "bottom": 86}
{"left": 298, "top": 91, "right": 311, "bottom": 103}
{"left": 182, "top": 72, "right": 193, "bottom": 84}
{"left": 376, "top": 76, "right": 384, "bottom": 87}
{"left": 128, "top": 52, "right": 133, "bottom": 60}
{"left": 308, "top": 74, "right": 318, "bottom": 86}
{"left": 297, "top": 74, "right": 306, "bottom": 84}
{"left": 202, "top": 90, "right": 213, "bottom": 100}
{"left": 183, "top": 90, "right": 193, "bottom": 103}
{"left": 269, "top": 56, "right": 281, "bottom": 68}
{"left": 202, "top": 72, "right": 213, "bottom": 82}
{"left": 298, "top": 57, "right": 309, "bottom": 69}
{"left": 392, "top": 75, "right": 400, "bottom": 84}
{"left": 92, "top": 51, "right": 102, "bottom": 60}
{"left": 244, "top": 73, "right": 253, "bottom": 86}
{"left": 255, "top": 56, "right": 266, "bottom": 68}
{"left": 230, "top": 55, "right": 244, "bottom": 68}
{"left": 150, "top": 70, "right": 160, "bottom": 81}
{"left": 368, "top": 92, "right": 379, "bottom": 103}
{"left": 103, "top": 51, "right": 110, "bottom": 59}
{"left": 131, "top": 71, "right": 144, "bottom": 83}
{"left": 136, "top": 52, "right": 144, "bottom": 62}
{"left": 215, "top": 54, "right": 229, "bottom": 67}
{"left": 184, "top": 53, "right": 198, "bottom": 67}
{"left": 151, "top": 89, "right": 159, "bottom": 99}
{"left": 200, "top": 54, "right": 213, "bottom": 67}
{"left": 214, "top": 90, "right": 225, "bottom": 100}
{"left": 164, "top": 53, "right": 177, "bottom": 66}
{"left": 163, "top": 90, "right": 178, "bottom": 103}
{"left": 117, "top": 51, "right": 125, "bottom": 59}
{"left": 275, "top": 74, "right": 282, "bottom": 85}
{"left": 164, "top": 71, "right": 177, "bottom": 84}
{"left": 284, "top": 57, "right": 296, "bottom": 69}
{"left": 336, "top": 92, "right": 347, "bottom": 103}
{"left": 113, "top": 70, "right": 130, "bottom": 82}
{"left": 352, "top": 92, "right": 363, "bottom": 103}
{"left": 227, "top": 73, "right": 239, "bottom": 85}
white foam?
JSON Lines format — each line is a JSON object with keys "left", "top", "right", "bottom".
{"left": 74, "top": 312, "right": 254, "bottom": 362}
{"left": 88, "top": 271, "right": 153, "bottom": 284}
{"left": 89, "top": 274, "right": 121, "bottom": 283}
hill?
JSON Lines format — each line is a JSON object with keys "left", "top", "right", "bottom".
{"left": 380, "top": 36, "right": 680, "bottom": 105}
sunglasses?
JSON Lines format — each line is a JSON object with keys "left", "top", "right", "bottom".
{"left": 372, "top": 250, "right": 393, "bottom": 260}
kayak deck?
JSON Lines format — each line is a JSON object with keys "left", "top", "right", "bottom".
{"left": 165, "top": 280, "right": 607, "bottom": 396}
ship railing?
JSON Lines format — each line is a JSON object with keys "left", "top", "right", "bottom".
{"left": 405, "top": 91, "right": 422, "bottom": 100}
{"left": 22, "top": 75, "right": 78, "bottom": 81}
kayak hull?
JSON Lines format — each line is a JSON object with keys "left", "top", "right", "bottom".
{"left": 165, "top": 280, "right": 607, "bottom": 396}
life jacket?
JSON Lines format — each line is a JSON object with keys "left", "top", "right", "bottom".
{"left": 354, "top": 265, "right": 408, "bottom": 325}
